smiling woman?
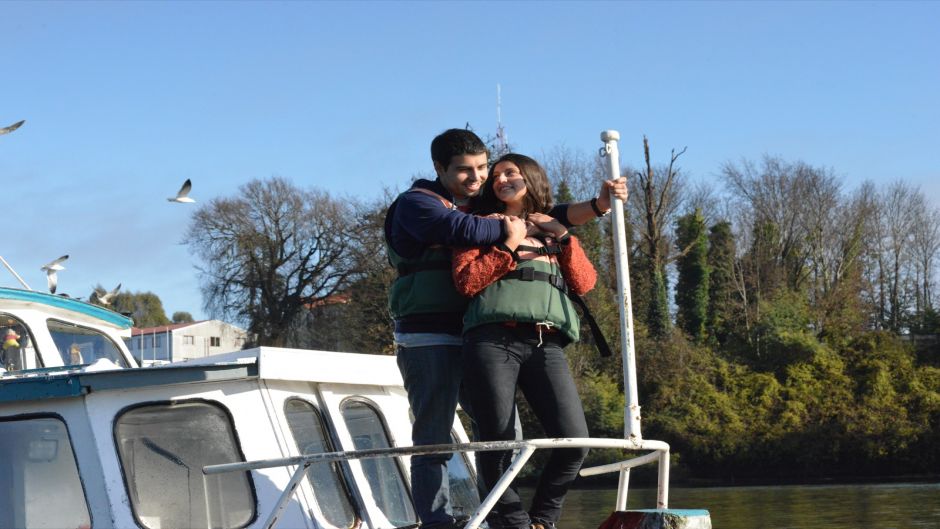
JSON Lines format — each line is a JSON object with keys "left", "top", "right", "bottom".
{"left": 453, "top": 152, "right": 597, "bottom": 529}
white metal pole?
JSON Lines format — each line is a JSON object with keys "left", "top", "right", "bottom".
{"left": 0, "top": 255, "right": 32, "bottom": 290}
{"left": 600, "top": 130, "right": 642, "bottom": 441}
{"left": 615, "top": 468, "right": 630, "bottom": 511}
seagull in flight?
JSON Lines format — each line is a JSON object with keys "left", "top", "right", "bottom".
{"left": 168, "top": 179, "right": 195, "bottom": 203}
{"left": 0, "top": 120, "right": 24, "bottom": 136}
{"left": 40, "top": 255, "right": 68, "bottom": 294}
{"left": 93, "top": 283, "right": 122, "bottom": 306}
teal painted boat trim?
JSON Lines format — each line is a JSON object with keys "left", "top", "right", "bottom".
{"left": 0, "top": 287, "right": 133, "bottom": 329}
{"left": 599, "top": 509, "right": 712, "bottom": 529}
{"left": 631, "top": 510, "right": 711, "bottom": 516}
{"left": 0, "top": 375, "right": 86, "bottom": 402}
{"left": 0, "top": 362, "right": 260, "bottom": 403}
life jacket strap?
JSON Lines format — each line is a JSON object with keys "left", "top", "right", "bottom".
{"left": 515, "top": 244, "right": 563, "bottom": 256}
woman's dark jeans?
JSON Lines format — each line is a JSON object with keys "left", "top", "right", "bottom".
{"left": 462, "top": 323, "right": 589, "bottom": 529}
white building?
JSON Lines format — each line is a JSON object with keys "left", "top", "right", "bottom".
{"left": 127, "top": 320, "right": 248, "bottom": 364}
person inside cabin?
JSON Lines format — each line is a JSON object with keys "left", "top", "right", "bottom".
{"left": 384, "top": 129, "right": 625, "bottom": 529}
{"left": 452, "top": 153, "right": 596, "bottom": 529}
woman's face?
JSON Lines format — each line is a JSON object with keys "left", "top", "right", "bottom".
{"left": 491, "top": 161, "right": 527, "bottom": 206}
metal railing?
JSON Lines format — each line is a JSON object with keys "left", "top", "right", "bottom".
{"left": 204, "top": 436, "right": 670, "bottom": 529}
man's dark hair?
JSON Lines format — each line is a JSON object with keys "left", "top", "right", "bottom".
{"left": 430, "top": 128, "right": 488, "bottom": 170}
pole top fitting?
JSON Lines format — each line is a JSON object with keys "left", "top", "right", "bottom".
{"left": 600, "top": 130, "right": 620, "bottom": 142}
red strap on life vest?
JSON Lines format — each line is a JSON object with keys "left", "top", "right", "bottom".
{"left": 409, "top": 187, "right": 455, "bottom": 210}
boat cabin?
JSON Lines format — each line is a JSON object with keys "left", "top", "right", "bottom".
{"left": 0, "top": 287, "right": 137, "bottom": 373}
{"left": 0, "top": 345, "right": 478, "bottom": 529}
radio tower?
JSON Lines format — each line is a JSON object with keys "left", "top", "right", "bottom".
{"left": 495, "top": 83, "right": 508, "bottom": 154}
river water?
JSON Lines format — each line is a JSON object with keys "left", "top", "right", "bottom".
{"left": 537, "top": 482, "right": 940, "bottom": 528}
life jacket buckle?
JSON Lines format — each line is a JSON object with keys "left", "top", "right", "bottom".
{"left": 518, "top": 267, "right": 536, "bottom": 281}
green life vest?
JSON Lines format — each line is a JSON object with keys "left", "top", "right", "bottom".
{"left": 463, "top": 249, "right": 581, "bottom": 343}
{"left": 387, "top": 244, "right": 468, "bottom": 320}
{"left": 386, "top": 188, "right": 468, "bottom": 321}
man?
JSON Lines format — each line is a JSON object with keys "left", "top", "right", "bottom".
{"left": 384, "top": 129, "right": 625, "bottom": 529}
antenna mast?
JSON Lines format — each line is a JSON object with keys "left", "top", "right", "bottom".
{"left": 496, "top": 84, "right": 508, "bottom": 153}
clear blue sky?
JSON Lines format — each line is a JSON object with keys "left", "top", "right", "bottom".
{"left": 2, "top": 1, "right": 938, "bottom": 320}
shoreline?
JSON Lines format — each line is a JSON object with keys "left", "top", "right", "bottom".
{"left": 570, "top": 472, "right": 940, "bottom": 489}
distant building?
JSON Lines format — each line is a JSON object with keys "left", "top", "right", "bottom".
{"left": 126, "top": 320, "right": 248, "bottom": 365}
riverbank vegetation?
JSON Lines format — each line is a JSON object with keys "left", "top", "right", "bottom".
{"left": 184, "top": 136, "right": 940, "bottom": 482}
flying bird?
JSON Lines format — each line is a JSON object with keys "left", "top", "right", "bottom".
{"left": 93, "top": 283, "right": 122, "bottom": 306}
{"left": 40, "top": 255, "right": 69, "bottom": 294}
{"left": 168, "top": 179, "right": 195, "bottom": 203}
{"left": 0, "top": 120, "right": 24, "bottom": 136}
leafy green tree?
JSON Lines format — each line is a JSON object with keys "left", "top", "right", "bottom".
{"left": 838, "top": 332, "right": 932, "bottom": 474}
{"left": 675, "top": 209, "right": 710, "bottom": 342}
{"left": 110, "top": 291, "right": 171, "bottom": 328}
{"left": 172, "top": 311, "right": 194, "bottom": 323}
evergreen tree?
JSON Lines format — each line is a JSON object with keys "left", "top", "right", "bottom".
{"left": 675, "top": 209, "right": 710, "bottom": 342}
{"left": 648, "top": 261, "right": 671, "bottom": 337}
{"left": 707, "top": 221, "right": 737, "bottom": 345}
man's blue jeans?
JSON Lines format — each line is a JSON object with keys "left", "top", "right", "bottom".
{"left": 396, "top": 344, "right": 468, "bottom": 527}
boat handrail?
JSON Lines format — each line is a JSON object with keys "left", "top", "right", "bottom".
{"left": 203, "top": 436, "right": 670, "bottom": 529}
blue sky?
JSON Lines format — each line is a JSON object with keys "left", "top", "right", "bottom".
{"left": 2, "top": 1, "right": 938, "bottom": 320}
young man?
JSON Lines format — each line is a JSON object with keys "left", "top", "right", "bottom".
{"left": 384, "top": 129, "right": 625, "bottom": 529}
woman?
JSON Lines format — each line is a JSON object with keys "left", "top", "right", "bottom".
{"left": 453, "top": 153, "right": 595, "bottom": 529}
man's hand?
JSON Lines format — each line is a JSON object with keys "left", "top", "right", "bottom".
{"left": 596, "top": 177, "right": 628, "bottom": 212}
{"left": 527, "top": 212, "right": 567, "bottom": 238}
{"left": 502, "top": 216, "right": 527, "bottom": 251}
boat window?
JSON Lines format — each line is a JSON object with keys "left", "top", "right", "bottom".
{"left": 114, "top": 401, "right": 256, "bottom": 529}
{"left": 340, "top": 400, "right": 416, "bottom": 527}
{"left": 0, "top": 416, "right": 90, "bottom": 529}
{"left": 0, "top": 313, "right": 42, "bottom": 373}
{"left": 47, "top": 319, "right": 129, "bottom": 368}
{"left": 284, "top": 398, "right": 358, "bottom": 528}
{"left": 447, "top": 431, "right": 481, "bottom": 520}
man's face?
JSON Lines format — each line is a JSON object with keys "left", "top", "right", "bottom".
{"left": 435, "top": 153, "right": 488, "bottom": 200}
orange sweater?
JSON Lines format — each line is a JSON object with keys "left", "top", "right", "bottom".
{"left": 452, "top": 236, "right": 597, "bottom": 298}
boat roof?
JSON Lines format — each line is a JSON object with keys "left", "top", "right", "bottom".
{"left": 0, "top": 286, "right": 134, "bottom": 329}
{"left": 0, "top": 346, "right": 402, "bottom": 404}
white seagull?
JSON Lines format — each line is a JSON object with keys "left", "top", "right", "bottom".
{"left": 0, "top": 120, "right": 25, "bottom": 136}
{"left": 168, "top": 179, "right": 195, "bottom": 203}
{"left": 93, "top": 283, "right": 122, "bottom": 306}
{"left": 40, "top": 255, "right": 69, "bottom": 294}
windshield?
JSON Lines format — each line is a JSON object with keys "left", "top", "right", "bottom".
{"left": 47, "top": 319, "right": 129, "bottom": 368}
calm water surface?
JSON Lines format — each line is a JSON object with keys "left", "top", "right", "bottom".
{"left": 531, "top": 482, "right": 940, "bottom": 528}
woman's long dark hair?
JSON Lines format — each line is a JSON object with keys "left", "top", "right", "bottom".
{"left": 475, "top": 153, "right": 554, "bottom": 217}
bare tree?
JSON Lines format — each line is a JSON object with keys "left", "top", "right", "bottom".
{"left": 630, "top": 136, "right": 687, "bottom": 337}
{"left": 187, "top": 177, "right": 364, "bottom": 346}
{"left": 723, "top": 156, "right": 819, "bottom": 293}
{"left": 874, "top": 181, "right": 919, "bottom": 332}
{"left": 907, "top": 189, "right": 940, "bottom": 327}
{"left": 810, "top": 182, "right": 878, "bottom": 335}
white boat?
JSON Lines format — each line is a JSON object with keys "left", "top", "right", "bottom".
{"left": 0, "top": 285, "right": 710, "bottom": 529}
{"left": 0, "top": 132, "right": 711, "bottom": 529}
